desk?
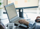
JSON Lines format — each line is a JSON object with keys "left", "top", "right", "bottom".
{"left": 1, "top": 13, "right": 40, "bottom": 29}
{"left": 1, "top": 20, "right": 40, "bottom": 29}
{"left": 2, "top": 14, "right": 35, "bottom": 29}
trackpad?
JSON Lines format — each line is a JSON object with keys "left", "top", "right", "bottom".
{"left": 13, "top": 19, "right": 20, "bottom": 24}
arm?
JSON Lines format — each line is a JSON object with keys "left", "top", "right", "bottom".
{"left": 18, "top": 19, "right": 34, "bottom": 27}
{"left": 19, "top": 16, "right": 40, "bottom": 27}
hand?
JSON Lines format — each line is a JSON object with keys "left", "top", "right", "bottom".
{"left": 18, "top": 19, "right": 29, "bottom": 25}
{"left": 35, "top": 16, "right": 40, "bottom": 22}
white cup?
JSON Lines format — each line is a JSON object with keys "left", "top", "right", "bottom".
{"left": 8, "top": 23, "right": 14, "bottom": 29}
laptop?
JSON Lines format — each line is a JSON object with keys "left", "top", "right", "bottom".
{"left": 4, "top": 3, "right": 24, "bottom": 24}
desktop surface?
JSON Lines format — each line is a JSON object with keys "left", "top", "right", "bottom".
{"left": 1, "top": 14, "right": 40, "bottom": 29}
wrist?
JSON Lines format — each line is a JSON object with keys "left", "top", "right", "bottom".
{"left": 25, "top": 21, "right": 29, "bottom": 25}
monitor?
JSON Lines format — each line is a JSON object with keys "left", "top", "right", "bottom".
{"left": 5, "top": 3, "right": 17, "bottom": 19}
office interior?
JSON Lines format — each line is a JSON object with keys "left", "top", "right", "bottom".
{"left": 0, "top": 0, "right": 40, "bottom": 29}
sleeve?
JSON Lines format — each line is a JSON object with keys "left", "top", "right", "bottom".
{"left": 29, "top": 23, "right": 33, "bottom": 27}
{"left": 28, "top": 22, "right": 36, "bottom": 28}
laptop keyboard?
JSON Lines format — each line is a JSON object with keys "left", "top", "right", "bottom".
{"left": 13, "top": 17, "right": 21, "bottom": 24}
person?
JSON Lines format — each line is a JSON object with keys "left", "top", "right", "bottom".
{"left": 0, "top": 23, "right": 5, "bottom": 29}
{"left": 0, "top": 25, "right": 4, "bottom": 29}
{"left": 0, "top": 19, "right": 6, "bottom": 29}
{"left": 19, "top": 16, "right": 40, "bottom": 27}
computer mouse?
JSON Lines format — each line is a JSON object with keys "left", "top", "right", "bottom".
{"left": 35, "top": 19, "right": 40, "bottom": 23}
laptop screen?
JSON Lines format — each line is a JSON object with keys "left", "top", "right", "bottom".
{"left": 6, "top": 3, "right": 17, "bottom": 19}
